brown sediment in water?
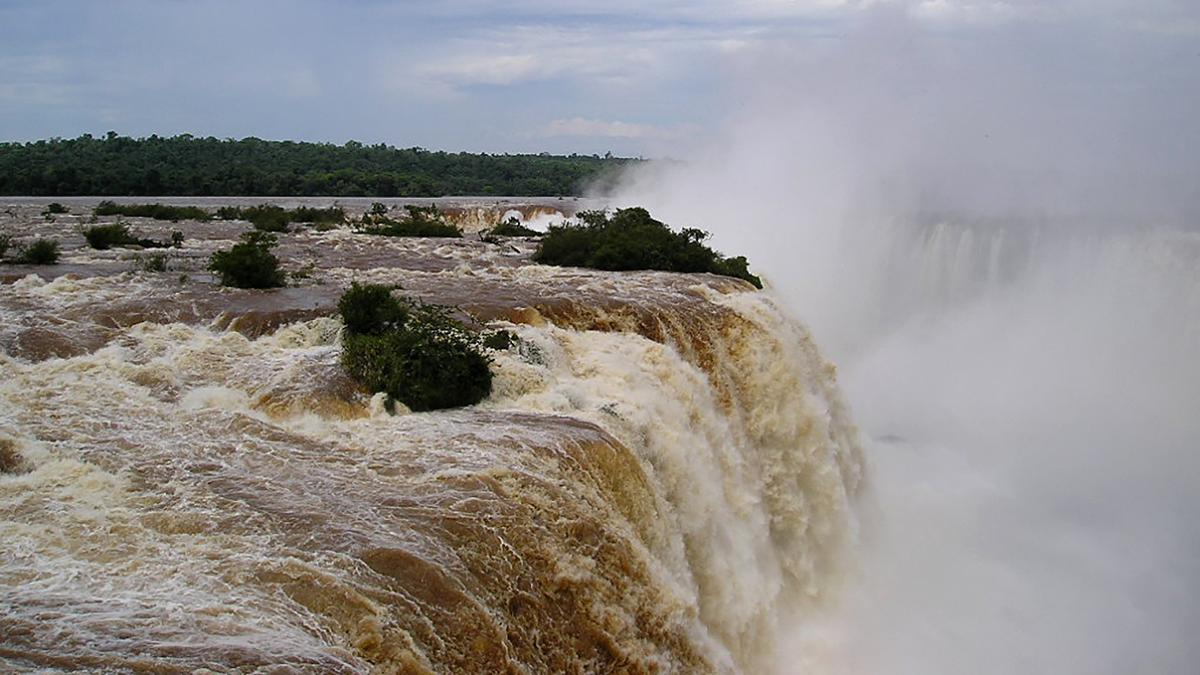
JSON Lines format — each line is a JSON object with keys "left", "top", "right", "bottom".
{"left": 0, "top": 200, "right": 862, "bottom": 674}
{"left": 0, "top": 383, "right": 711, "bottom": 672}
{"left": 0, "top": 242, "right": 751, "bottom": 364}
{"left": 0, "top": 438, "right": 24, "bottom": 474}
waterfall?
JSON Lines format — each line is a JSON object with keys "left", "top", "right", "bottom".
{"left": 0, "top": 210, "right": 863, "bottom": 673}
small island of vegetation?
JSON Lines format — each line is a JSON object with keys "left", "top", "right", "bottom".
{"left": 95, "top": 201, "right": 209, "bottom": 222}
{"left": 207, "top": 231, "right": 286, "bottom": 289}
{"left": 8, "top": 238, "right": 61, "bottom": 265}
{"left": 217, "top": 205, "right": 346, "bottom": 232}
{"left": 534, "top": 207, "right": 763, "bottom": 288}
{"left": 355, "top": 204, "right": 462, "bottom": 238}
{"left": 338, "top": 283, "right": 493, "bottom": 412}
{"left": 83, "top": 222, "right": 183, "bottom": 250}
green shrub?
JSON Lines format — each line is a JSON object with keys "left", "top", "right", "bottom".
{"left": 16, "top": 238, "right": 60, "bottom": 265}
{"left": 83, "top": 222, "right": 180, "bottom": 250}
{"left": 83, "top": 222, "right": 134, "bottom": 250}
{"left": 207, "top": 231, "right": 285, "bottom": 288}
{"left": 290, "top": 206, "right": 345, "bottom": 225}
{"left": 338, "top": 282, "right": 408, "bottom": 335}
{"left": 94, "top": 201, "right": 209, "bottom": 221}
{"left": 43, "top": 202, "right": 69, "bottom": 215}
{"left": 489, "top": 217, "right": 541, "bottom": 237}
{"left": 217, "top": 205, "right": 345, "bottom": 232}
{"left": 240, "top": 205, "right": 291, "bottom": 232}
{"left": 0, "top": 233, "right": 11, "bottom": 258}
{"left": 339, "top": 283, "right": 492, "bottom": 412}
{"left": 532, "top": 207, "right": 762, "bottom": 288}
{"left": 357, "top": 204, "right": 461, "bottom": 238}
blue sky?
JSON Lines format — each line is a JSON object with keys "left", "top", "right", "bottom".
{"left": 1, "top": 1, "right": 1197, "bottom": 155}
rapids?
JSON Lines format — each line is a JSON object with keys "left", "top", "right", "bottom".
{"left": 0, "top": 200, "right": 863, "bottom": 673}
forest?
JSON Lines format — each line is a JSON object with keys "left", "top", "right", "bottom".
{"left": 0, "top": 133, "right": 638, "bottom": 196}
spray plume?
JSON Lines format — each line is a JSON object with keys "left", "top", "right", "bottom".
{"left": 612, "top": 6, "right": 1200, "bottom": 673}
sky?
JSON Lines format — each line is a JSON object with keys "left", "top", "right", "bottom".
{"left": 1, "top": 0, "right": 1198, "bottom": 155}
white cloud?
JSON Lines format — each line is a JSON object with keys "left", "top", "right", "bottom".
{"left": 415, "top": 54, "right": 541, "bottom": 87}
{"left": 0, "top": 82, "right": 75, "bottom": 106}
{"left": 906, "top": 0, "right": 1060, "bottom": 24}
{"left": 0, "top": 55, "right": 76, "bottom": 106}
{"left": 0, "top": 55, "right": 70, "bottom": 77}
{"left": 402, "top": 0, "right": 1156, "bottom": 26}
{"left": 393, "top": 21, "right": 768, "bottom": 100}
{"left": 541, "top": 117, "right": 700, "bottom": 139}
{"left": 408, "top": 0, "right": 860, "bottom": 23}
{"left": 5, "top": 0, "right": 1198, "bottom": 150}
{"left": 406, "top": 27, "right": 661, "bottom": 88}
{"left": 395, "top": 1, "right": 1095, "bottom": 99}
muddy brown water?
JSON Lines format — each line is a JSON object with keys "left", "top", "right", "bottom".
{"left": 0, "top": 201, "right": 862, "bottom": 674}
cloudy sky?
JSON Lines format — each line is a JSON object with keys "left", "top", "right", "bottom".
{"left": 1, "top": 0, "right": 1197, "bottom": 155}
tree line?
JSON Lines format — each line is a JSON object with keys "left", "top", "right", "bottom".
{"left": 0, "top": 133, "right": 639, "bottom": 197}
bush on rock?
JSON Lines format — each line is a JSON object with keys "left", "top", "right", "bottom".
{"left": 338, "top": 283, "right": 492, "bottom": 412}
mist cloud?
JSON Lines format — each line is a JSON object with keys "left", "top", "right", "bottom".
{"left": 610, "top": 6, "right": 1200, "bottom": 674}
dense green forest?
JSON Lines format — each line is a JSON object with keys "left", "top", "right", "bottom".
{"left": 0, "top": 133, "right": 639, "bottom": 196}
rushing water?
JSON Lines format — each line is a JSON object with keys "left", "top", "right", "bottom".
{"left": 0, "top": 200, "right": 863, "bottom": 673}
{"left": 612, "top": 161, "right": 1200, "bottom": 673}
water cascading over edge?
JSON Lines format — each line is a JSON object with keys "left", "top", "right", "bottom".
{"left": 0, "top": 218, "right": 863, "bottom": 673}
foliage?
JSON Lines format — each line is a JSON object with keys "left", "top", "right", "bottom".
{"left": 83, "top": 222, "right": 180, "bottom": 250}
{"left": 43, "top": 202, "right": 69, "bottom": 215}
{"left": 207, "top": 230, "right": 285, "bottom": 288}
{"left": 291, "top": 206, "right": 346, "bottom": 225}
{"left": 83, "top": 222, "right": 133, "bottom": 250}
{"left": 94, "top": 201, "right": 209, "bottom": 221}
{"left": 488, "top": 217, "right": 541, "bottom": 237}
{"left": 16, "top": 238, "right": 60, "bottom": 265}
{"left": 135, "top": 253, "right": 169, "bottom": 272}
{"left": 338, "top": 282, "right": 409, "bottom": 335}
{"left": 220, "top": 205, "right": 289, "bottom": 232}
{"left": 218, "top": 204, "right": 345, "bottom": 232}
{"left": 338, "top": 283, "right": 492, "bottom": 412}
{"left": 0, "top": 133, "right": 640, "bottom": 197}
{"left": 357, "top": 204, "right": 461, "bottom": 238}
{"left": 532, "top": 207, "right": 763, "bottom": 288}
{"left": 343, "top": 332, "right": 492, "bottom": 412}
{"left": 0, "top": 233, "right": 11, "bottom": 258}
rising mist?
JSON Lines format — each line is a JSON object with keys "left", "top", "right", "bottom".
{"left": 612, "top": 7, "right": 1200, "bottom": 674}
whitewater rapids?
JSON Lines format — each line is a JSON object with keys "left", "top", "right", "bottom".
{"left": 0, "top": 201, "right": 863, "bottom": 673}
